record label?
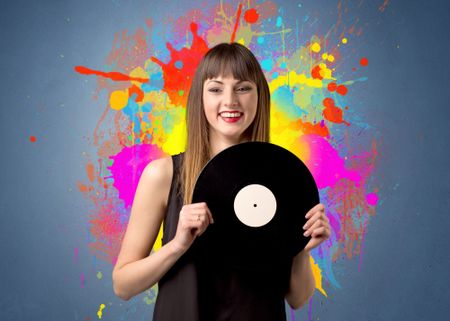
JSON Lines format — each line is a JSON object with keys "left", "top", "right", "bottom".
{"left": 233, "top": 184, "right": 277, "bottom": 227}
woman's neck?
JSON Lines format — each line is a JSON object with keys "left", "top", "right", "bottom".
{"left": 209, "top": 133, "right": 249, "bottom": 158}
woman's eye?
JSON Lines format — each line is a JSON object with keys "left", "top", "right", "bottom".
{"left": 208, "top": 88, "right": 221, "bottom": 93}
{"left": 237, "top": 86, "right": 252, "bottom": 92}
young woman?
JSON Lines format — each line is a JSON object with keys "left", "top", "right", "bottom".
{"left": 112, "top": 42, "right": 331, "bottom": 321}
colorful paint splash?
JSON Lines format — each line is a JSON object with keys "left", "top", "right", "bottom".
{"left": 75, "top": 0, "right": 383, "bottom": 316}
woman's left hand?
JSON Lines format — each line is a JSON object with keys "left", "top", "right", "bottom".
{"left": 302, "top": 203, "right": 331, "bottom": 253}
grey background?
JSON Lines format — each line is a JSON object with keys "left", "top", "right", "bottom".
{"left": 1, "top": 0, "right": 449, "bottom": 320}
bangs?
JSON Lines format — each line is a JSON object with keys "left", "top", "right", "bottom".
{"left": 201, "top": 44, "right": 258, "bottom": 83}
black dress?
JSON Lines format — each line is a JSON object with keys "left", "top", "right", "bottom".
{"left": 153, "top": 153, "right": 292, "bottom": 321}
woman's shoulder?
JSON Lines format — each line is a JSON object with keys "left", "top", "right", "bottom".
{"left": 140, "top": 153, "right": 184, "bottom": 189}
{"left": 142, "top": 156, "right": 173, "bottom": 183}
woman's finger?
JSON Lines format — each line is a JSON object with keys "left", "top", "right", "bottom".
{"left": 303, "top": 211, "right": 325, "bottom": 231}
{"left": 303, "top": 218, "right": 324, "bottom": 237}
{"left": 305, "top": 203, "right": 325, "bottom": 219}
{"left": 311, "top": 226, "right": 328, "bottom": 238}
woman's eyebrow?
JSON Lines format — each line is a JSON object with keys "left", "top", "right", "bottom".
{"left": 206, "top": 80, "right": 249, "bottom": 85}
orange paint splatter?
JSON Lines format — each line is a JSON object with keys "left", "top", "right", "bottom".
{"left": 29, "top": 135, "right": 37, "bottom": 143}
{"left": 128, "top": 84, "right": 144, "bottom": 102}
{"left": 77, "top": 181, "right": 94, "bottom": 193}
{"left": 322, "top": 97, "right": 350, "bottom": 126}
{"left": 360, "top": 57, "right": 369, "bottom": 66}
{"left": 86, "top": 162, "right": 95, "bottom": 183}
{"left": 244, "top": 8, "right": 259, "bottom": 24}
{"left": 74, "top": 66, "right": 149, "bottom": 83}
{"left": 150, "top": 23, "right": 209, "bottom": 107}
{"left": 311, "top": 65, "right": 323, "bottom": 80}
{"left": 230, "top": 3, "right": 243, "bottom": 42}
{"left": 336, "top": 85, "right": 348, "bottom": 96}
{"left": 291, "top": 119, "right": 330, "bottom": 137}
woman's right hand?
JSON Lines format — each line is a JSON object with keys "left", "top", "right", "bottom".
{"left": 172, "top": 202, "right": 214, "bottom": 253}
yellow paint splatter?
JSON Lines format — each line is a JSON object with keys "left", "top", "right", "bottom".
{"left": 96, "top": 271, "right": 103, "bottom": 280}
{"left": 237, "top": 38, "right": 245, "bottom": 45}
{"left": 268, "top": 70, "right": 324, "bottom": 93}
{"left": 109, "top": 90, "right": 128, "bottom": 110}
{"left": 97, "top": 303, "right": 106, "bottom": 319}
{"left": 143, "top": 284, "right": 159, "bottom": 305}
{"left": 322, "top": 53, "right": 328, "bottom": 60}
{"left": 342, "top": 37, "right": 348, "bottom": 44}
{"left": 318, "top": 63, "right": 333, "bottom": 79}
{"left": 152, "top": 223, "right": 164, "bottom": 252}
{"left": 327, "top": 55, "right": 335, "bottom": 62}
{"left": 160, "top": 118, "right": 186, "bottom": 155}
{"left": 310, "top": 255, "right": 327, "bottom": 297}
{"left": 311, "top": 42, "right": 321, "bottom": 53}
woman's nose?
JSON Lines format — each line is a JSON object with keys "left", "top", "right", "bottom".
{"left": 224, "top": 89, "right": 238, "bottom": 107}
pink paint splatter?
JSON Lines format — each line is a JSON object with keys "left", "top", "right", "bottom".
{"left": 366, "top": 192, "right": 378, "bottom": 206}
{"left": 107, "top": 144, "right": 165, "bottom": 208}
{"left": 300, "top": 134, "right": 361, "bottom": 189}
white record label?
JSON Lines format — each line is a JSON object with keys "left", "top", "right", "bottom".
{"left": 233, "top": 184, "right": 277, "bottom": 227}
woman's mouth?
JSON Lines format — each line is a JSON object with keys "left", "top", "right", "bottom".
{"left": 219, "top": 111, "right": 243, "bottom": 123}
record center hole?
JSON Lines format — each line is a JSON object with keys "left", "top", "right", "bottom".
{"left": 253, "top": 204, "right": 257, "bottom": 207}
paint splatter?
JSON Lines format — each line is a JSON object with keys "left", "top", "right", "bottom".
{"left": 74, "top": 66, "right": 149, "bottom": 83}
{"left": 97, "top": 304, "right": 106, "bottom": 319}
{"left": 366, "top": 192, "right": 379, "bottom": 206}
{"left": 379, "top": 0, "right": 390, "bottom": 12}
{"left": 360, "top": 57, "right": 369, "bottom": 66}
{"left": 29, "top": 135, "right": 37, "bottom": 143}
{"left": 150, "top": 23, "right": 209, "bottom": 107}
{"left": 244, "top": 8, "right": 259, "bottom": 24}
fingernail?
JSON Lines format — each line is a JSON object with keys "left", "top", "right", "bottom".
{"left": 303, "top": 231, "right": 308, "bottom": 236}
{"left": 302, "top": 224, "right": 307, "bottom": 229}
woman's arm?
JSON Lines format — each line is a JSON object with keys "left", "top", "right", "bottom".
{"left": 285, "top": 203, "right": 330, "bottom": 309}
{"left": 112, "top": 157, "right": 214, "bottom": 301}
{"left": 112, "top": 157, "right": 184, "bottom": 301}
{"left": 285, "top": 250, "right": 315, "bottom": 309}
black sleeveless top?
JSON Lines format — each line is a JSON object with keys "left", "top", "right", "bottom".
{"left": 153, "top": 153, "right": 291, "bottom": 321}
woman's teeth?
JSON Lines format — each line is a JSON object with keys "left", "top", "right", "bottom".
{"left": 220, "top": 112, "right": 242, "bottom": 117}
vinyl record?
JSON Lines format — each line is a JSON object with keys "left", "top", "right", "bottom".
{"left": 192, "top": 142, "right": 319, "bottom": 270}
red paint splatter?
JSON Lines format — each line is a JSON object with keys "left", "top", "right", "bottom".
{"left": 328, "top": 82, "right": 347, "bottom": 96}
{"left": 128, "top": 84, "right": 144, "bottom": 102}
{"left": 352, "top": 67, "right": 357, "bottom": 71}
{"left": 311, "top": 65, "right": 323, "bottom": 80}
{"left": 74, "top": 66, "right": 149, "bottom": 83}
{"left": 322, "top": 97, "right": 350, "bottom": 126}
{"left": 150, "top": 23, "right": 209, "bottom": 107}
{"left": 29, "top": 135, "right": 37, "bottom": 143}
{"left": 230, "top": 3, "right": 243, "bottom": 42}
{"left": 88, "top": 199, "right": 125, "bottom": 263}
{"left": 336, "top": 84, "right": 348, "bottom": 95}
{"left": 327, "top": 82, "right": 337, "bottom": 92}
{"left": 244, "top": 8, "right": 259, "bottom": 24}
{"left": 360, "top": 57, "right": 368, "bottom": 66}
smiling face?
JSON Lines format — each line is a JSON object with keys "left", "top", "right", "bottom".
{"left": 203, "top": 75, "right": 258, "bottom": 146}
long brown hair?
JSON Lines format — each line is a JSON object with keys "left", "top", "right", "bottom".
{"left": 181, "top": 42, "right": 271, "bottom": 204}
